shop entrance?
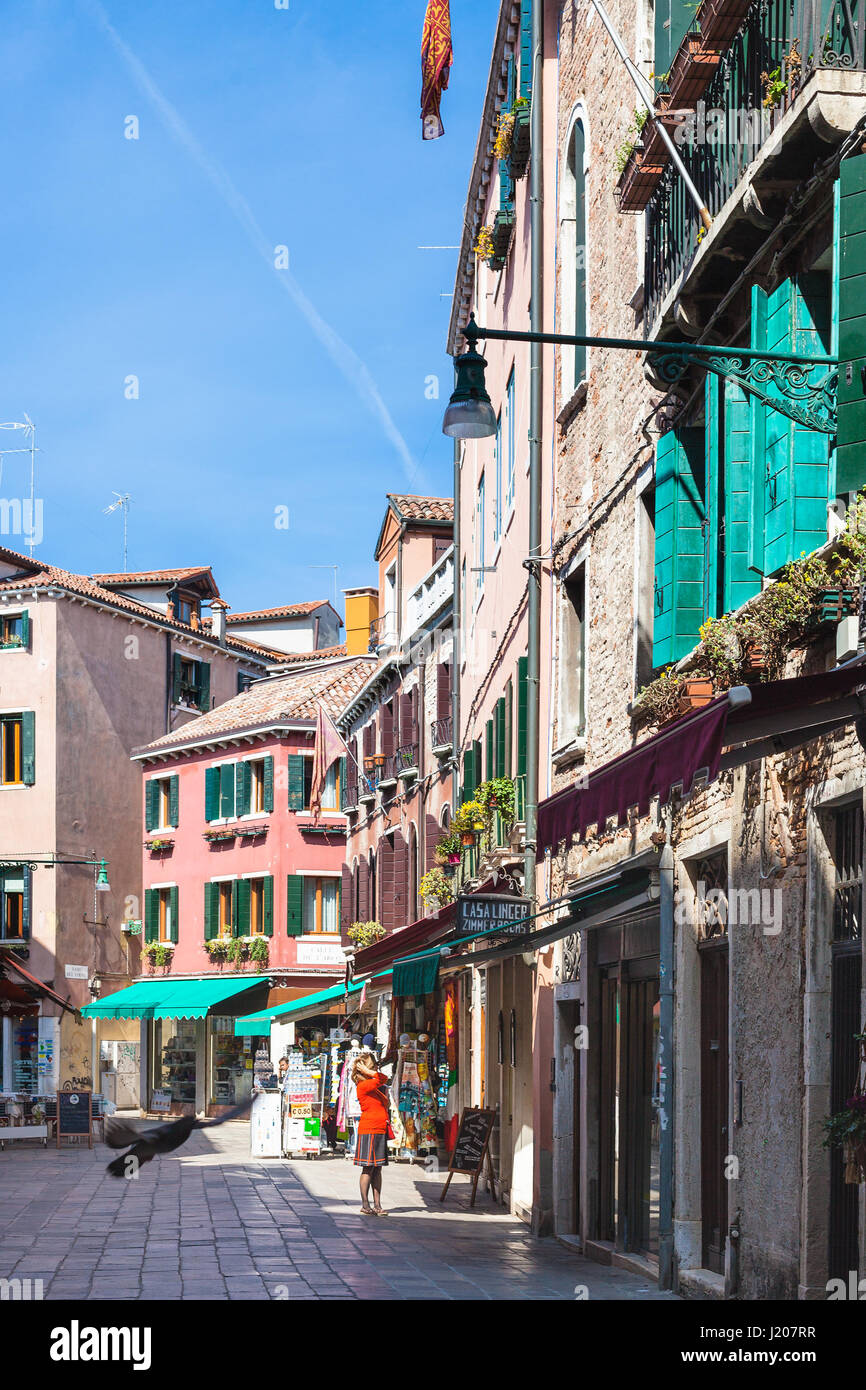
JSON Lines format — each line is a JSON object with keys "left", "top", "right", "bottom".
{"left": 699, "top": 939, "right": 729, "bottom": 1275}
{"left": 828, "top": 801, "right": 862, "bottom": 1281}
{"left": 596, "top": 915, "right": 660, "bottom": 1256}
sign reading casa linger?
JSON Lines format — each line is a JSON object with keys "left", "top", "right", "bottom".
{"left": 456, "top": 894, "right": 530, "bottom": 936}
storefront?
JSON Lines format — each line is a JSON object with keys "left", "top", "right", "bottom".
{"left": 1, "top": 949, "right": 73, "bottom": 1096}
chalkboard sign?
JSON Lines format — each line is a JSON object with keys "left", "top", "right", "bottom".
{"left": 56, "top": 1091, "right": 92, "bottom": 1148}
{"left": 440, "top": 1107, "right": 496, "bottom": 1207}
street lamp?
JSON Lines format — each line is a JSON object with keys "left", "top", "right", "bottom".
{"left": 95, "top": 859, "right": 111, "bottom": 893}
{"left": 442, "top": 332, "right": 497, "bottom": 439}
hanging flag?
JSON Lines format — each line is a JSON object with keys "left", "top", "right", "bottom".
{"left": 309, "top": 702, "right": 349, "bottom": 825}
{"left": 421, "top": 0, "right": 453, "bottom": 140}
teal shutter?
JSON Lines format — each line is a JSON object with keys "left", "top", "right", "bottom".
{"left": 287, "top": 754, "right": 306, "bottom": 810}
{"left": 145, "top": 779, "right": 159, "bottom": 832}
{"left": 204, "top": 882, "right": 219, "bottom": 941}
{"left": 472, "top": 739, "right": 482, "bottom": 794}
{"left": 236, "top": 761, "right": 251, "bottom": 817}
{"left": 169, "top": 775, "right": 179, "bottom": 828}
{"left": 516, "top": 655, "right": 528, "bottom": 778}
{"left": 462, "top": 749, "right": 474, "bottom": 802}
{"left": 145, "top": 889, "right": 159, "bottom": 943}
{"left": 652, "top": 425, "right": 706, "bottom": 667}
{"left": 519, "top": 0, "right": 533, "bottom": 100}
{"left": 263, "top": 875, "right": 274, "bottom": 937}
{"left": 837, "top": 152, "right": 866, "bottom": 493}
{"left": 20, "top": 611, "right": 29, "bottom": 648}
{"left": 171, "top": 653, "right": 182, "bottom": 704}
{"left": 485, "top": 719, "right": 494, "bottom": 780}
{"left": 286, "top": 874, "right": 304, "bottom": 936}
{"left": 168, "top": 885, "right": 179, "bottom": 944}
{"left": 655, "top": 0, "right": 693, "bottom": 85}
{"left": 204, "top": 766, "right": 220, "bottom": 822}
{"left": 219, "top": 762, "right": 235, "bottom": 819}
{"left": 721, "top": 376, "right": 762, "bottom": 613}
{"left": 197, "top": 661, "right": 211, "bottom": 712}
{"left": 263, "top": 756, "right": 274, "bottom": 813}
{"left": 235, "top": 878, "right": 250, "bottom": 937}
{"left": 495, "top": 698, "right": 506, "bottom": 778}
{"left": 20, "top": 711, "right": 35, "bottom": 785}
{"left": 752, "top": 276, "right": 831, "bottom": 576}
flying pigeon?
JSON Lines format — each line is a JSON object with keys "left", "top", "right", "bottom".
{"left": 104, "top": 1098, "right": 253, "bottom": 1177}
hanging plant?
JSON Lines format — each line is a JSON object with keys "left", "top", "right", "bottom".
{"left": 142, "top": 941, "right": 174, "bottom": 970}
{"left": 248, "top": 937, "right": 270, "bottom": 973}
{"left": 474, "top": 224, "right": 496, "bottom": 263}
{"left": 434, "top": 828, "right": 463, "bottom": 864}
{"left": 225, "top": 938, "right": 247, "bottom": 968}
{"left": 824, "top": 1031, "right": 866, "bottom": 1183}
{"left": 477, "top": 777, "right": 516, "bottom": 826}
{"left": 420, "top": 867, "right": 455, "bottom": 907}
{"left": 453, "top": 799, "right": 489, "bottom": 835}
{"left": 347, "top": 920, "right": 386, "bottom": 950}
{"left": 493, "top": 108, "right": 516, "bottom": 161}
{"left": 204, "top": 938, "right": 229, "bottom": 963}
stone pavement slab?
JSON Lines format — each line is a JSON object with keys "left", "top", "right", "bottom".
{"left": 0, "top": 1121, "right": 679, "bottom": 1301}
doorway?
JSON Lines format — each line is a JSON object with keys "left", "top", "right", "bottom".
{"left": 699, "top": 939, "right": 729, "bottom": 1275}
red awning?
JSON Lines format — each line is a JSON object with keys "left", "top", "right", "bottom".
{"left": 537, "top": 661, "right": 866, "bottom": 859}
{"left": 354, "top": 901, "right": 457, "bottom": 976}
{"left": 0, "top": 950, "right": 79, "bottom": 1016}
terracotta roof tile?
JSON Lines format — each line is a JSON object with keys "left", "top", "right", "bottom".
{"left": 228, "top": 600, "right": 332, "bottom": 624}
{"left": 387, "top": 494, "right": 453, "bottom": 524}
{"left": 92, "top": 566, "right": 216, "bottom": 587}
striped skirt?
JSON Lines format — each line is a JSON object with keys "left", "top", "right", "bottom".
{"left": 354, "top": 1131, "right": 389, "bottom": 1168}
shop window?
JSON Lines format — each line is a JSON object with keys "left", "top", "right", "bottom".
{"left": 0, "top": 611, "right": 29, "bottom": 650}
{"left": 157, "top": 1018, "right": 196, "bottom": 1104}
{"left": 12, "top": 1017, "right": 38, "bottom": 1093}
{"left": 303, "top": 877, "right": 340, "bottom": 934}
{"left": 210, "top": 1017, "right": 254, "bottom": 1107}
{"left": 1, "top": 712, "right": 35, "bottom": 786}
{"left": 0, "top": 866, "right": 29, "bottom": 941}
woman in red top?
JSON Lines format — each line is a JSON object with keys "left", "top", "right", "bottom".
{"left": 352, "top": 1051, "right": 391, "bottom": 1216}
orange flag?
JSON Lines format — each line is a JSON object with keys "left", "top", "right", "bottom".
{"left": 421, "top": 0, "right": 453, "bottom": 140}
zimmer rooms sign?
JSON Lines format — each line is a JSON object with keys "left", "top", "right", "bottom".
{"left": 456, "top": 895, "right": 531, "bottom": 936}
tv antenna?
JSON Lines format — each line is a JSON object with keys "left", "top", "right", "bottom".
{"left": 103, "top": 493, "right": 132, "bottom": 571}
{"left": 0, "top": 416, "right": 39, "bottom": 554}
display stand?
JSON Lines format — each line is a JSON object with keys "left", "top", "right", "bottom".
{"left": 281, "top": 1049, "right": 328, "bottom": 1158}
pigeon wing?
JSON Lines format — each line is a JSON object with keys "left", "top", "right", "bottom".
{"left": 104, "top": 1118, "right": 145, "bottom": 1150}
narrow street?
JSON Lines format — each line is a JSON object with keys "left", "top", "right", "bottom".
{"left": 0, "top": 1123, "right": 677, "bottom": 1301}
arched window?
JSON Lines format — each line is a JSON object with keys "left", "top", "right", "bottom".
{"left": 368, "top": 850, "right": 377, "bottom": 923}
{"left": 562, "top": 111, "right": 588, "bottom": 395}
{"left": 408, "top": 824, "right": 419, "bottom": 923}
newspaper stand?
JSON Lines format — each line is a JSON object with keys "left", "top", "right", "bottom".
{"left": 281, "top": 1050, "right": 328, "bottom": 1158}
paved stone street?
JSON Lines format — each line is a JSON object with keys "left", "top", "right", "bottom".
{"left": 0, "top": 1122, "right": 679, "bottom": 1300}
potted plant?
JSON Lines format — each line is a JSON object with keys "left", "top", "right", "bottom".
{"left": 677, "top": 675, "right": 715, "bottom": 715}
{"left": 434, "top": 828, "right": 463, "bottom": 866}
{"left": 204, "top": 938, "right": 229, "bottom": 964}
{"left": 142, "top": 941, "right": 175, "bottom": 971}
{"left": 420, "top": 867, "right": 455, "bottom": 910}
{"left": 248, "top": 938, "right": 269, "bottom": 973}
{"left": 477, "top": 777, "right": 516, "bottom": 827}
{"left": 453, "top": 799, "right": 489, "bottom": 845}
{"left": 508, "top": 98, "right": 531, "bottom": 179}
{"left": 823, "top": 1035, "right": 866, "bottom": 1183}
{"left": 147, "top": 837, "right": 173, "bottom": 853}
{"left": 347, "top": 920, "right": 386, "bottom": 950}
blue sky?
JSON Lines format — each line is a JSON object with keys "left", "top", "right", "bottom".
{"left": 0, "top": 0, "right": 498, "bottom": 613}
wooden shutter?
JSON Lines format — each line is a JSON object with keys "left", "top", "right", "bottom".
{"left": 652, "top": 425, "right": 706, "bottom": 667}
{"left": 426, "top": 814, "right": 441, "bottom": 872}
{"left": 145, "top": 779, "right": 159, "bottom": 832}
{"left": 378, "top": 835, "right": 396, "bottom": 932}
{"left": 169, "top": 775, "right": 179, "bottom": 828}
{"left": 462, "top": 748, "right": 474, "bottom": 802}
{"left": 838, "top": 152, "right": 866, "bottom": 493}
{"left": 168, "top": 886, "right": 179, "bottom": 944}
{"left": 485, "top": 719, "right": 494, "bottom": 780}
{"left": 500, "top": 59, "right": 515, "bottom": 211}
{"left": 263, "top": 756, "right": 274, "bottom": 813}
{"left": 520, "top": 0, "right": 533, "bottom": 100}
{"left": 495, "top": 698, "right": 506, "bottom": 778}
{"left": 399, "top": 692, "right": 415, "bottom": 749}
{"left": 505, "top": 679, "right": 513, "bottom": 777}
{"left": 472, "top": 739, "right": 483, "bottom": 794}
{"left": 341, "top": 864, "right": 352, "bottom": 933}
{"left": 197, "top": 661, "right": 211, "bottom": 712}
{"left": 363, "top": 722, "right": 375, "bottom": 760}
{"left": 145, "top": 888, "right": 159, "bottom": 943}
{"left": 655, "top": 0, "right": 693, "bottom": 85}
{"left": 393, "top": 832, "right": 409, "bottom": 927}
{"left": 286, "top": 875, "right": 304, "bottom": 936}
{"left": 20, "top": 711, "right": 35, "bottom": 785}
{"left": 219, "top": 762, "right": 235, "bottom": 819}
{"left": 204, "top": 766, "right": 220, "bottom": 823}
{"left": 171, "top": 653, "right": 182, "bottom": 705}
{"left": 20, "top": 611, "right": 29, "bottom": 648}
{"left": 381, "top": 700, "right": 395, "bottom": 758}
{"left": 517, "top": 655, "right": 528, "bottom": 778}
{"left": 204, "top": 882, "right": 219, "bottom": 941}
{"left": 235, "top": 878, "right": 251, "bottom": 937}
{"left": 287, "top": 754, "right": 306, "bottom": 810}
{"left": 236, "top": 761, "right": 251, "bottom": 818}
{"left": 263, "top": 876, "right": 273, "bottom": 937}
{"left": 360, "top": 857, "right": 370, "bottom": 921}
{"left": 705, "top": 373, "right": 762, "bottom": 615}
{"left": 436, "top": 663, "right": 451, "bottom": 721}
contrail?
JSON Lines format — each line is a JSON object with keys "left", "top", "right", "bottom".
{"left": 81, "top": 0, "right": 425, "bottom": 488}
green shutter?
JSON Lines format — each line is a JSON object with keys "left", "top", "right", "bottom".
{"left": 485, "top": 719, "right": 494, "bottom": 780}
{"left": 263, "top": 875, "right": 274, "bottom": 937}
{"left": 472, "top": 739, "right": 482, "bottom": 795}
{"left": 20, "top": 711, "right": 35, "bottom": 785}
{"left": 287, "top": 755, "right": 306, "bottom": 810}
{"left": 168, "top": 885, "right": 179, "bottom": 944}
{"left": 462, "top": 749, "right": 474, "bottom": 802}
{"left": 197, "top": 661, "right": 211, "bottom": 712}
{"left": 505, "top": 680, "right": 513, "bottom": 778}
{"left": 204, "top": 882, "right": 219, "bottom": 941}
{"left": 495, "top": 698, "right": 506, "bottom": 778}
{"left": 655, "top": 0, "right": 693, "bottom": 86}
{"left": 171, "top": 653, "right": 182, "bottom": 705}
{"left": 236, "top": 761, "right": 251, "bottom": 817}
{"left": 519, "top": 0, "right": 533, "bottom": 100}
{"left": 517, "top": 655, "right": 528, "bottom": 778}
{"left": 719, "top": 374, "right": 763, "bottom": 613}
{"left": 145, "top": 779, "right": 159, "bottom": 832}
{"left": 169, "top": 775, "right": 179, "bottom": 828}
{"left": 145, "top": 888, "right": 159, "bottom": 944}
{"left": 20, "top": 611, "right": 29, "bottom": 648}
{"left": 652, "top": 425, "right": 706, "bottom": 667}
{"left": 235, "top": 878, "right": 250, "bottom": 937}
{"left": 219, "top": 762, "right": 235, "bottom": 819}
{"left": 286, "top": 874, "right": 304, "bottom": 936}
{"left": 263, "top": 756, "right": 274, "bottom": 814}
{"left": 205, "top": 766, "right": 220, "bottom": 823}
{"left": 837, "top": 152, "right": 866, "bottom": 493}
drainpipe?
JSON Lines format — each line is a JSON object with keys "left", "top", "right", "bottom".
{"left": 658, "top": 838, "right": 675, "bottom": 1290}
{"left": 523, "top": 0, "right": 544, "bottom": 908}
{"left": 452, "top": 430, "right": 461, "bottom": 817}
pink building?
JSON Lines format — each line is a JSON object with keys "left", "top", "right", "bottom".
{"left": 85, "top": 652, "right": 374, "bottom": 1116}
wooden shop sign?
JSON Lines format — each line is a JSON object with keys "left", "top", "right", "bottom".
{"left": 456, "top": 894, "right": 530, "bottom": 936}
{"left": 439, "top": 1107, "right": 496, "bottom": 1208}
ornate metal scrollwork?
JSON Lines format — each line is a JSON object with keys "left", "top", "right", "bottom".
{"left": 562, "top": 932, "right": 581, "bottom": 982}
{"left": 647, "top": 349, "right": 837, "bottom": 434}
{"left": 695, "top": 851, "right": 729, "bottom": 942}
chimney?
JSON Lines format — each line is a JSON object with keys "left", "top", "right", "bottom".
{"left": 210, "top": 599, "right": 229, "bottom": 645}
{"left": 343, "top": 587, "right": 379, "bottom": 656}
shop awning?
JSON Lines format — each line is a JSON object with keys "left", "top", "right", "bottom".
{"left": 81, "top": 977, "right": 265, "bottom": 1021}
{"left": 392, "top": 948, "right": 442, "bottom": 998}
{"left": 537, "top": 661, "right": 866, "bottom": 858}
{"left": 0, "top": 949, "right": 79, "bottom": 1016}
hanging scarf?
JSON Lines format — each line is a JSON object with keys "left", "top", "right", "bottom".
{"left": 443, "top": 976, "right": 459, "bottom": 1151}
{"left": 421, "top": 0, "right": 453, "bottom": 140}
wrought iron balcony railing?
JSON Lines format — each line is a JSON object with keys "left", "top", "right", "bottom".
{"left": 431, "top": 716, "right": 453, "bottom": 751}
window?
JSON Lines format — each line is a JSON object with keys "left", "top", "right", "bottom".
{"left": 205, "top": 763, "right": 237, "bottom": 822}
{"left": 237, "top": 671, "right": 256, "bottom": 694}
{"left": 218, "top": 882, "right": 234, "bottom": 938}
{"left": 0, "top": 611, "right": 28, "bottom": 650}
{"left": 250, "top": 878, "right": 266, "bottom": 935}
{"left": 321, "top": 760, "right": 340, "bottom": 812}
{"left": 383, "top": 563, "right": 397, "bottom": 646}
{"left": 1, "top": 713, "right": 34, "bottom": 786}
{"left": 0, "top": 867, "right": 29, "bottom": 941}
{"left": 636, "top": 483, "right": 656, "bottom": 693}
{"left": 560, "top": 563, "right": 587, "bottom": 742}
{"left": 172, "top": 653, "right": 211, "bottom": 712}
{"left": 144, "top": 886, "right": 178, "bottom": 945}
{"left": 562, "top": 115, "right": 588, "bottom": 394}
{"left": 461, "top": 559, "right": 467, "bottom": 655}
{"left": 175, "top": 593, "right": 200, "bottom": 627}
{"left": 505, "top": 368, "right": 516, "bottom": 513}
{"left": 476, "top": 473, "right": 486, "bottom": 592}
{"left": 494, "top": 412, "right": 503, "bottom": 544}
{"left": 146, "top": 774, "right": 179, "bottom": 831}
{"left": 302, "top": 877, "right": 340, "bottom": 934}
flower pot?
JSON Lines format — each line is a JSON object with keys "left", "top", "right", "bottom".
{"left": 677, "top": 678, "right": 715, "bottom": 716}
{"left": 743, "top": 641, "right": 767, "bottom": 673}
{"left": 460, "top": 831, "right": 476, "bottom": 847}
{"left": 448, "top": 853, "right": 461, "bottom": 865}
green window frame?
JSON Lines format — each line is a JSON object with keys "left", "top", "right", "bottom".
{"left": 0, "top": 611, "right": 29, "bottom": 651}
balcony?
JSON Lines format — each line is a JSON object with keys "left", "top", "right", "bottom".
{"left": 369, "top": 614, "right": 398, "bottom": 654}
{"left": 395, "top": 742, "right": 419, "bottom": 778}
{"left": 341, "top": 778, "right": 361, "bottom": 813}
{"left": 431, "top": 716, "right": 453, "bottom": 755}
{"left": 404, "top": 546, "right": 454, "bottom": 644}
{"left": 641, "top": 0, "right": 866, "bottom": 328}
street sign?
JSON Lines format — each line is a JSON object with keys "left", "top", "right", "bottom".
{"left": 456, "top": 894, "right": 531, "bottom": 936}
{"left": 64, "top": 965, "right": 88, "bottom": 980}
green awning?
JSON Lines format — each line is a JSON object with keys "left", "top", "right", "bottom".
{"left": 392, "top": 949, "right": 440, "bottom": 999}
{"left": 233, "top": 980, "right": 362, "bottom": 1035}
{"left": 81, "top": 977, "right": 265, "bottom": 1021}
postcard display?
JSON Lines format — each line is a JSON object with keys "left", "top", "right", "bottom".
{"left": 281, "top": 1048, "right": 329, "bottom": 1156}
